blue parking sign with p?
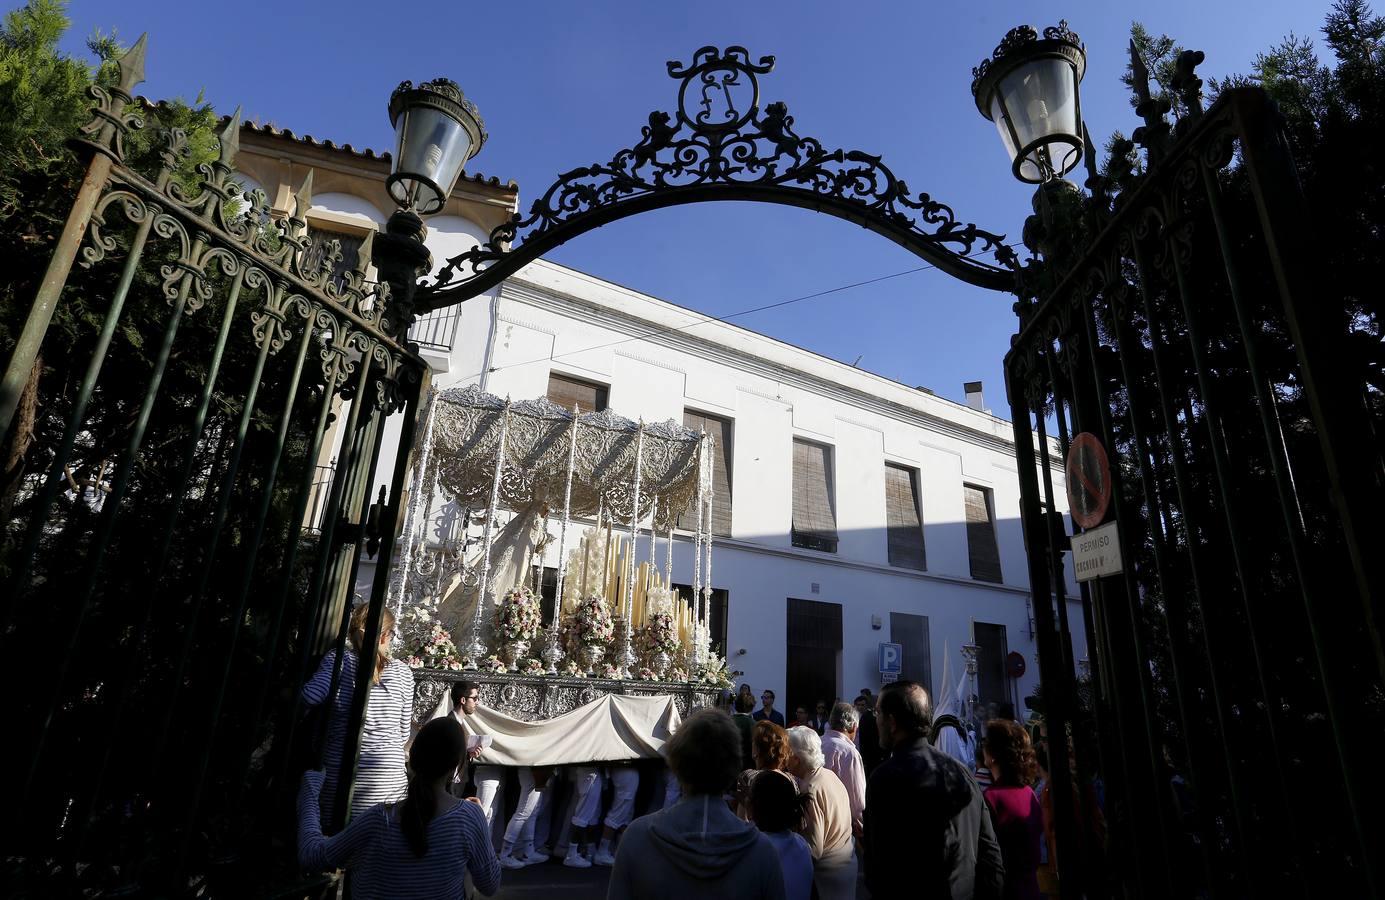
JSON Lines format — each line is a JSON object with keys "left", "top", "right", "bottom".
{"left": 879, "top": 642, "right": 902, "bottom": 674}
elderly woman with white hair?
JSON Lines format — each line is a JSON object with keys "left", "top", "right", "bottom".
{"left": 785, "top": 725, "right": 857, "bottom": 900}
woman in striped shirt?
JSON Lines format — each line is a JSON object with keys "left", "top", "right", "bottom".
{"left": 302, "top": 604, "right": 414, "bottom": 827}
{"left": 299, "top": 716, "right": 501, "bottom": 898}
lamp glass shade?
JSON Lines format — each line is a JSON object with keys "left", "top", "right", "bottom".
{"left": 989, "top": 56, "right": 1081, "bottom": 183}
{"left": 389, "top": 105, "right": 473, "bottom": 215}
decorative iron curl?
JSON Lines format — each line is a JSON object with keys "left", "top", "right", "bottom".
{"left": 424, "top": 45, "right": 1016, "bottom": 308}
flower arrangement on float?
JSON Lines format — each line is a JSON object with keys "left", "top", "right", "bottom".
{"left": 695, "top": 653, "right": 735, "bottom": 688}
{"left": 636, "top": 666, "right": 657, "bottom": 681}
{"left": 481, "top": 655, "right": 508, "bottom": 674}
{"left": 405, "top": 621, "right": 463, "bottom": 671}
{"left": 600, "top": 662, "right": 624, "bottom": 680}
{"left": 574, "top": 594, "right": 614, "bottom": 645}
{"left": 495, "top": 586, "right": 541, "bottom": 641}
{"left": 562, "top": 660, "right": 587, "bottom": 678}
{"left": 636, "top": 612, "right": 679, "bottom": 657}
{"left": 669, "top": 665, "right": 689, "bottom": 683}
{"left": 519, "top": 657, "right": 546, "bottom": 676}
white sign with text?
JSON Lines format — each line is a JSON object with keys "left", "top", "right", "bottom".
{"left": 1072, "top": 520, "right": 1123, "bottom": 582}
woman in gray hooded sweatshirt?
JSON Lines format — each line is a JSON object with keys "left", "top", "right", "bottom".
{"left": 607, "top": 708, "right": 786, "bottom": 900}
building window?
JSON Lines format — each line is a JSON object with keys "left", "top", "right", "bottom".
{"left": 974, "top": 621, "right": 1012, "bottom": 718}
{"left": 889, "top": 612, "right": 931, "bottom": 695}
{"left": 547, "top": 372, "right": 608, "bottom": 412}
{"left": 964, "top": 484, "right": 1002, "bottom": 583}
{"left": 885, "top": 463, "right": 926, "bottom": 570}
{"left": 674, "top": 584, "right": 729, "bottom": 657}
{"left": 677, "top": 410, "right": 733, "bottom": 536}
{"left": 533, "top": 565, "right": 559, "bottom": 624}
{"left": 792, "top": 439, "right": 837, "bottom": 553}
{"left": 302, "top": 225, "right": 365, "bottom": 292}
{"left": 786, "top": 597, "right": 842, "bottom": 718}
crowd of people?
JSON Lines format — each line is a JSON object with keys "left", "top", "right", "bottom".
{"left": 296, "top": 604, "right": 1087, "bottom": 899}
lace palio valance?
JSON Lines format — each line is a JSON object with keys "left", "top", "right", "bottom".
{"left": 429, "top": 384, "right": 704, "bottom": 525}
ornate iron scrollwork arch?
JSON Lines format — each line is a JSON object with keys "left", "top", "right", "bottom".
{"left": 418, "top": 46, "right": 1018, "bottom": 310}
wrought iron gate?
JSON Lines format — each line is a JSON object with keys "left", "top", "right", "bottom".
{"left": 0, "top": 40, "right": 428, "bottom": 896}
{"left": 1005, "top": 60, "right": 1385, "bottom": 899}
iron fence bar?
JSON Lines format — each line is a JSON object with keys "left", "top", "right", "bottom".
{"left": 1198, "top": 153, "right": 1373, "bottom": 869}
{"left": 1162, "top": 210, "right": 1314, "bottom": 895}
{"left": 1050, "top": 319, "right": 1164, "bottom": 896}
{"left": 277, "top": 353, "right": 372, "bottom": 791}
{"left": 1233, "top": 94, "right": 1385, "bottom": 893}
{"left": 21, "top": 271, "right": 192, "bottom": 801}
{"left": 236, "top": 359, "right": 340, "bottom": 804}
{"left": 3, "top": 204, "right": 158, "bottom": 624}
{"left": 73, "top": 262, "right": 250, "bottom": 858}
{"left": 1104, "top": 289, "right": 1235, "bottom": 892}
{"left": 176, "top": 311, "right": 319, "bottom": 870}
{"left": 327, "top": 395, "right": 389, "bottom": 829}
{"left": 140, "top": 265, "right": 251, "bottom": 589}
{"left": 1235, "top": 96, "right": 1385, "bottom": 664}
{"left": 278, "top": 350, "right": 373, "bottom": 786}
{"left": 1004, "top": 364, "right": 1082, "bottom": 900}
{"left": 1074, "top": 286, "right": 1186, "bottom": 897}
{"left": 338, "top": 368, "right": 428, "bottom": 821}
{"left": 1128, "top": 238, "right": 1264, "bottom": 890}
{"left": 1045, "top": 380, "right": 1125, "bottom": 893}
{"left": 1030, "top": 407, "right": 1100, "bottom": 897}
{"left": 148, "top": 310, "right": 276, "bottom": 773}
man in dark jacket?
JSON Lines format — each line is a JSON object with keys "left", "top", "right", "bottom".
{"left": 732, "top": 693, "right": 756, "bottom": 769}
{"left": 854, "top": 693, "right": 883, "bottom": 774}
{"left": 864, "top": 680, "right": 1004, "bottom": 900}
{"left": 752, "top": 688, "right": 785, "bottom": 726}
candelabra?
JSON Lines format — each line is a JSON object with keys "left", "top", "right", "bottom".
{"left": 960, "top": 642, "right": 981, "bottom": 722}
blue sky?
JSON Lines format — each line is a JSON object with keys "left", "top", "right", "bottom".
{"left": 56, "top": 0, "right": 1338, "bottom": 410}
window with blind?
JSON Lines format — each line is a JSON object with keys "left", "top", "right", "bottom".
{"left": 885, "top": 463, "right": 926, "bottom": 570}
{"left": 546, "top": 372, "right": 608, "bottom": 412}
{"left": 792, "top": 439, "right": 837, "bottom": 553}
{"left": 964, "top": 484, "right": 1003, "bottom": 583}
{"left": 677, "top": 410, "right": 733, "bottom": 536}
{"left": 302, "top": 225, "right": 366, "bottom": 292}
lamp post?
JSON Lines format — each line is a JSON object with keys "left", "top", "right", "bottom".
{"left": 375, "top": 78, "right": 487, "bottom": 339}
{"left": 971, "top": 22, "right": 1087, "bottom": 185}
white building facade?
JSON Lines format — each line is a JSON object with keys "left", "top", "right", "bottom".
{"left": 232, "top": 122, "right": 1084, "bottom": 719}
{"left": 376, "top": 258, "right": 1085, "bottom": 719}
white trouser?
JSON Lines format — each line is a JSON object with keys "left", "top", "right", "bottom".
{"left": 604, "top": 767, "right": 639, "bottom": 830}
{"left": 502, "top": 768, "right": 547, "bottom": 854}
{"left": 473, "top": 765, "right": 504, "bottom": 835}
{"left": 570, "top": 766, "right": 604, "bottom": 829}
{"left": 532, "top": 769, "right": 558, "bottom": 848}
{"left": 662, "top": 768, "right": 681, "bottom": 809}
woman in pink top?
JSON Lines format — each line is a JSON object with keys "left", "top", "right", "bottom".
{"left": 981, "top": 719, "right": 1044, "bottom": 900}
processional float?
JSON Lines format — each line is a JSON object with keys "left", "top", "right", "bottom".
{"left": 388, "top": 385, "right": 731, "bottom": 722}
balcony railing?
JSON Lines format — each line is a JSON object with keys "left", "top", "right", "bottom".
{"left": 408, "top": 303, "right": 461, "bottom": 353}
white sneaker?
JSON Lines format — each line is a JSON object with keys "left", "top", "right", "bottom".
{"left": 521, "top": 848, "right": 550, "bottom": 865}
{"left": 593, "top": 850, "right": 616, "bottom": 867}
{"left": 563, "top": 849, "right": 592, "bottom": 869}
{"left": 499, "top": 855, "right": 526, "bottom": 869}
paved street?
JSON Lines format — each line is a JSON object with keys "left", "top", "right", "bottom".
{"left": 492, "top": 859, "right": 611, "bottom": 899}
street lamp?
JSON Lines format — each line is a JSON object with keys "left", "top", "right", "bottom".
{"left": 374, "top": 78, "right": 486, "bottom": 338}
{"left": 387, "top": 78, "right": 487, "bottom": 215}
{"left": 972, "top": 22, "right": 1086, "bottom": 184}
